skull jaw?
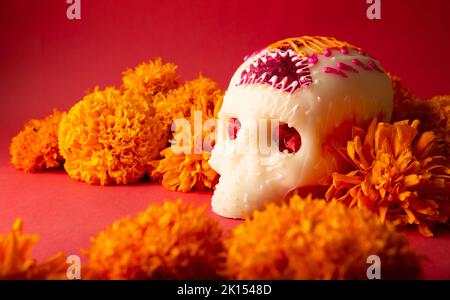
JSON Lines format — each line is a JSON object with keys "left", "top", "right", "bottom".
{"left": 210, "top": 150, "right": 342, "bottom": 219}
{"left": 211, "top": 173, "right": 290, "bottom": 219}
{"left": 211, "top": 186, "right": 245, "bottom": 219}
{"left": 211, "top": 187, "right": 270, "bottom": 219}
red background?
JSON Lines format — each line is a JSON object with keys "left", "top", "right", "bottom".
{"left": 0, "top": 0, "right": 449, "bottom": 279}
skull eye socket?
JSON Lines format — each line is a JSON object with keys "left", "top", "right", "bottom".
{"left": 275, "top": 123, "right": 302, "bottom": 153}
{"left": 227, "top": 118, "right": 241, "bottom": 140}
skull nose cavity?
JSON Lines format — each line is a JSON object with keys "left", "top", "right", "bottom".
{"left": 275, "top": 123, "right": 302, "bottom": 153}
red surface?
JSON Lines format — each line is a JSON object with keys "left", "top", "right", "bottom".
{"left": 0, "top": 0, "right": 449, "bottom": 279}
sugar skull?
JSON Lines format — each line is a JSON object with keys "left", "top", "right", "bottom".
{"left": 209, "top": 36, "right": 393, "bottom": 218}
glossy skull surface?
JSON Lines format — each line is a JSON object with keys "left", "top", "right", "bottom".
{"left": 209, "top": 36, "right": 393, "bottom": 218}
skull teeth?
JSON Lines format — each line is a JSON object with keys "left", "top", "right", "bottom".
{"left": 300, "top": 75, "right": 311, "bottom": 83}
{"left": 240, "top": 71, "right": 309, "bottom": 93}
{"left": 274, "top": 77, "right": 288, "bottom": 89}
{"left": 296, "top": 66, "right": 310, "bottom": 74}
{"left": 286, "top": 80, "right": 299, "bottom": 93}
{"left": 269, "top": 75, "right": 278, "bottom": 85}
{"left": 238, "top": 50, "right": 312, "bottom": 92}
{"left": 254, "top": 72, "right": 267, "bottom": 83}
{"left": 242, "top": 72, "right": 270, "bottom": 85}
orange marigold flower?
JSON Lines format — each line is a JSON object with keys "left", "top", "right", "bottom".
{"left": 325, "top": 118, "right": 450, "bottom": 236}
{"left": 150, "top": 110, "right": 219, "bottom": 192}
{"left": 10, "top": 109, "right": 64, "bottom": 172}
{"left": 389, "top": 73, "right": 422, "bottom": 122}
{"left": 58, "top": 87, "right": 168, "bottom": 185}
{"left": 389, "top": 74, "right": 449, "bottom": 156}
{"left": 83, "top": 200, "right": 224, "bottom": 279}
{"left": 224, "top": 194, "right": 423, "bottom": 280}
{"left": 0, "top": 219, "right": 67, "bottom": 280}
{"left": 419, "top": 95, "right": 450, "bottom": 157}
{"left": 122, "top": 58, "right": 179, "bottom": 105}
{"left": 154, "top": 75, "right": 223, "bottom": 127}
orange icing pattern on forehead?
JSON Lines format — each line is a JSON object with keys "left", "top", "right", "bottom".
{"left": 267, "top": 36, "right": 360, "bottom": 57}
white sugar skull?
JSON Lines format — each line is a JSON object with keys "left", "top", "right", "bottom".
{"left": 209, "top": 36, "right": 393, "bottom": 218}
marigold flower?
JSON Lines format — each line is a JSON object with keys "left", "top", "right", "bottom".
{"left": 325, "top": 118, "right": 450, "bottom": 236}
{"left": 389, "top": 73, "right": 422, "bottom": 122}
{"left": 83, "top": 200, "right": 224, "bottom": 279}
{"left": 154, "top": 75, "right": 223, "bottom": 127}
{"left": 389, "top": 74, "right": 449, "bottom": 156}
{"left": 150, "top": 110, "right": 219, "bottom": 192}
{"left": 58, "top": 87, "right": 168, "bottom": 185}
{"left": 0, "top": 219, "right": 67, "bottom": 280}
{"left": 10, "top": 109, "right": 64, "bottom": 172}
{"left": 149, "top": 77, "right": 223, "bottom": 192}
{"left": 122, "top": 58, "right": 179, "bottom": 105}
{"left": 418, "top": 95, "right": 450, "bottom": 157}
{"left": 224, "top": 194, "right": 423, "bottom": 280}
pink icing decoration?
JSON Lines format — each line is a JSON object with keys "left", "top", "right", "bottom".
{"left": 340, "top": 47, "right": 349, "bottom": 55}
{"left": 238, "top": 50, "right": 312, "bottom": 93}
{"left": 352, "top": 58, "right": 372, "bottom": 71}
{"left": 323, "top": 48, "right": 332, "bottom": 57}
{"left": 337, "top": 62, "right": 358, "bottom": 73}
{"left": 308, "top": 54, "right": 318, "bottom": 65}
{"left": 367, "top": 60, "right": 383, "bottom": 72}
{"left": 323, "top": 66, "right": 347, "bottom": 78}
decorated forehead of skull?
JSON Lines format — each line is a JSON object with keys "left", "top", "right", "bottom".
{"left": 235, "top": 36, "right": 379, "bottom": 92}
{"left": 209, "top": 36, "right": 393, "bottom": 219}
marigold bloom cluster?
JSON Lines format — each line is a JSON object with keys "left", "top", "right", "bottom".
{"left": 389, "top": 73, "right": 422, "bottom": 122}
{"left": 415, "top": 95, "right": 450, "bottom": 157}
{"left": 122, "top": 58, "right": 179, "bottom": 104}
{"left": 325, "top": 118, "right": 450, "bottom": 236}
{"left": 150, "top": 76, "right": 223, "bottom": 192}
{"left": 83, "top": 200, "right": 224, "bottom": 279}
{"left": 224, "top": 194, "right": 423, "bottom": 279}
{"left": 10, "top": 109, "right": 64, "bottom": 172}
{"left": 151, "top": 110, "right": 219, "bottom": 192}
{"left": 154, "top": 75, "right": 223, "bottom": 127}
{"left": 389, "top": 74, "right": 449, "bottom": 156}
{"left": 58, "top": 87, "right": 168, "bottom": 185}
